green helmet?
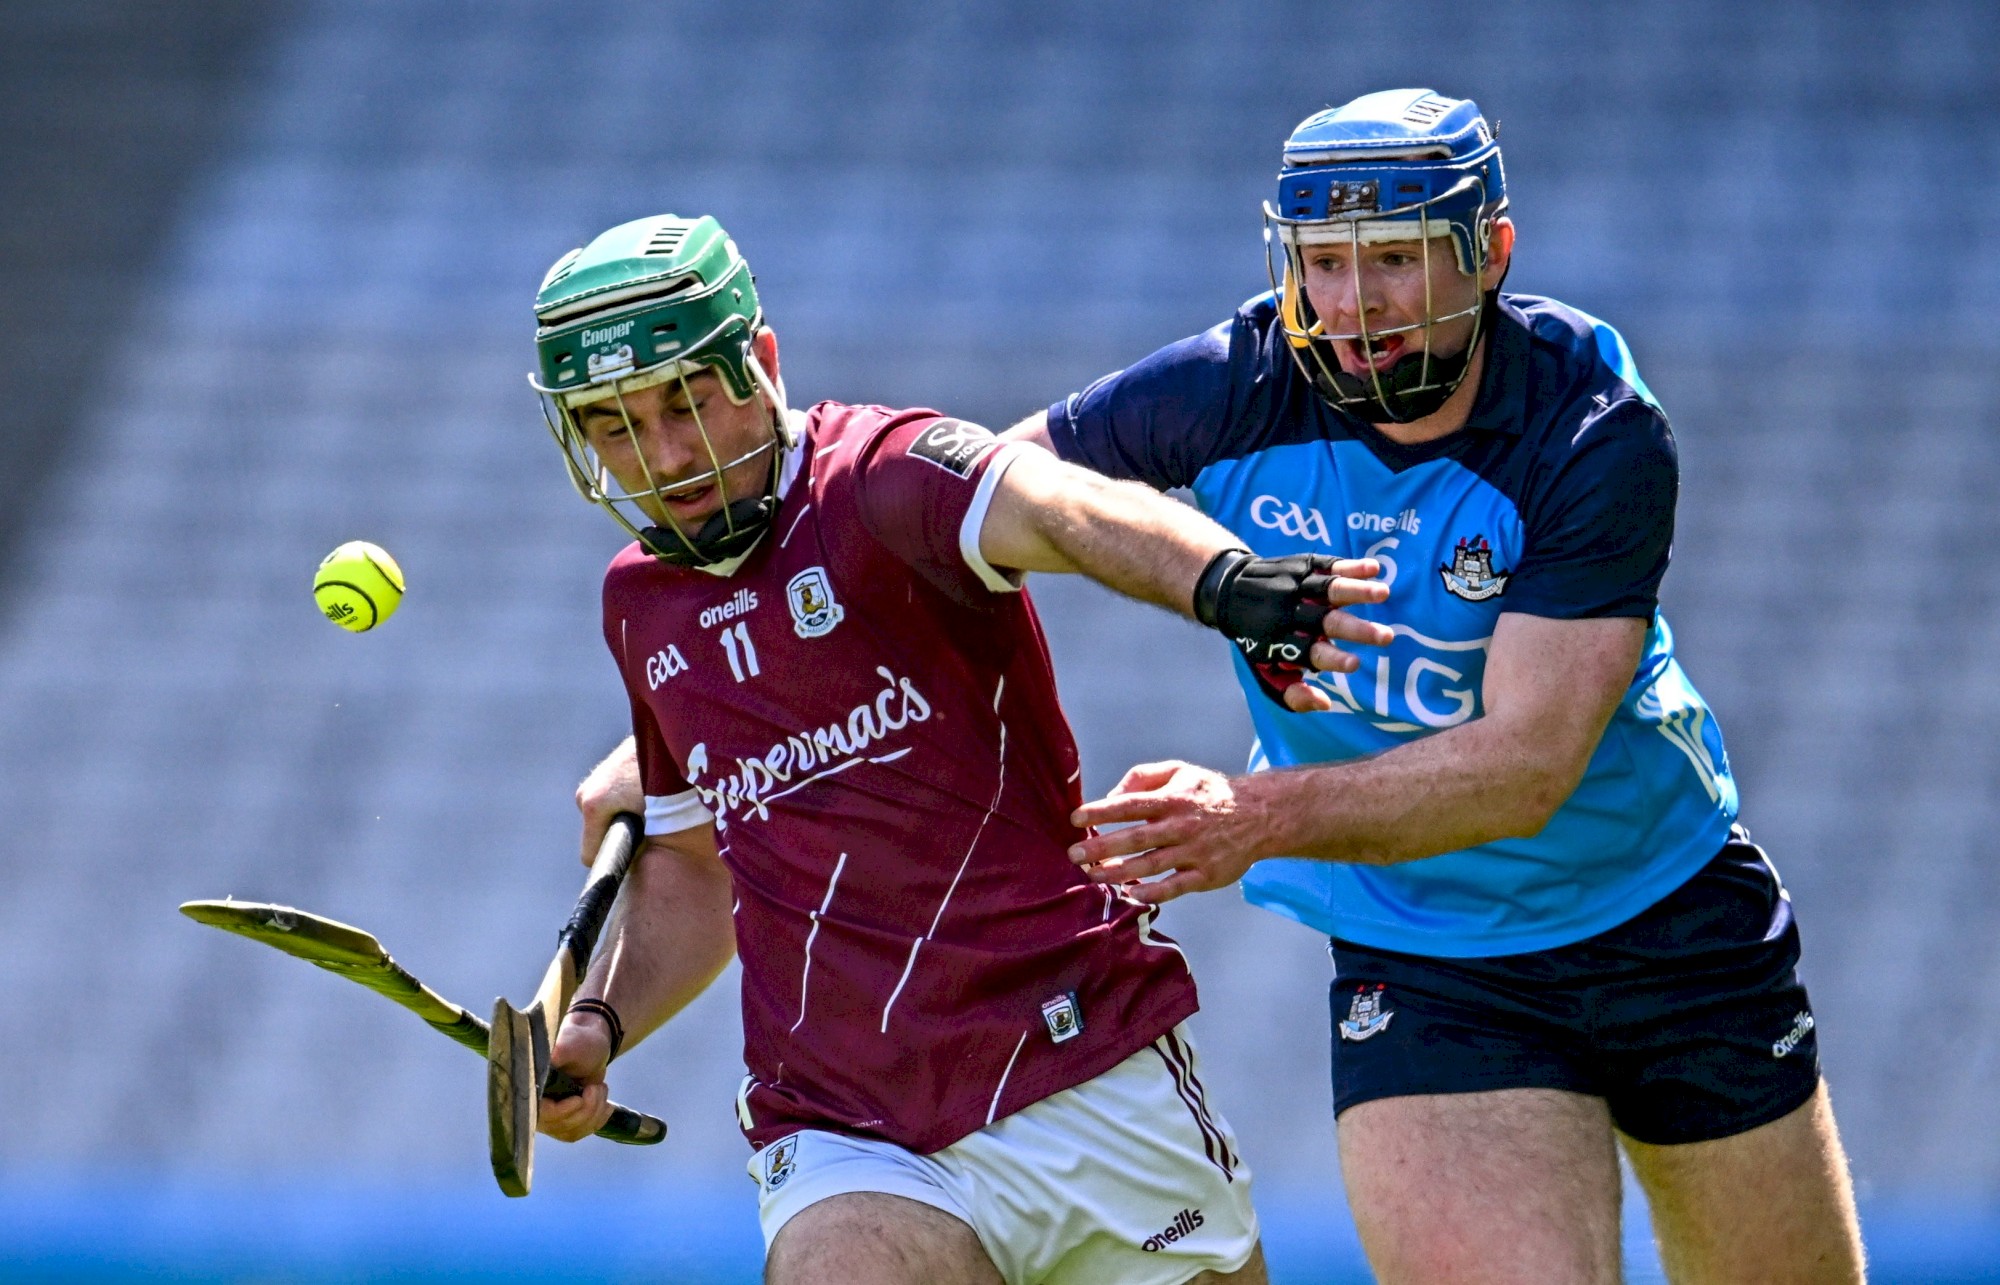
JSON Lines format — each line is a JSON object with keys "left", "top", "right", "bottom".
{"left": 530, "top": 214, "right": 790, "bottom": 566}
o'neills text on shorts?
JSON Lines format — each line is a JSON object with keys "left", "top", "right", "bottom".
{"left": 1142, "top": 1208, "right": 1205, "bottom": 1251}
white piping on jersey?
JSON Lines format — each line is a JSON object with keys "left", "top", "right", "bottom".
{"left": 1067, "top": 767, "right": 1081, "bottom": 783}
{"left": 779, "top": 504, "right": 812, "bottom": 549}
{"left": 791, "top": 851, "right": 849, "bottom": 1033}
{"left": 1130, "top": 899, "right": 1189, "bottom": 962}
{"left": 986, "top": 1029, "right": 1031, "bottom": 1125}
{"left": 736, "top": 1074, "right": 758, "bottom": 1130}
{"left": 880, "top": 677, "right": 1010, "bottom": 1033}
{"left": 1638, "top": 690, "right": 1726, "bottom": 803}
{"left": 958, "top": 445, "right": 1027, "bottom": 595}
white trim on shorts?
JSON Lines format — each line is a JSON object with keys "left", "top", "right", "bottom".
{"left": 746, "top": 1023, "right": 1259, "bottom": 1285}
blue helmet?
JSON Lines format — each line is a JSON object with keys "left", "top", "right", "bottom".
{"left": 1264, "top": 89, "right": 1509, "bottom": 423}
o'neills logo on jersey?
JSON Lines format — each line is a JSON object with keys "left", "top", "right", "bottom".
{"left": 1142, "top": 1208, "right": 1205, "bottom": 1252}
{"left": 699, "top": 588, "right": 759, "bottom": 629}
{"left": 1349, "top": 508, "right": 1420, "bottom": 535}
{"left": 684, "top": 666, "right": 933, "bottom": 825}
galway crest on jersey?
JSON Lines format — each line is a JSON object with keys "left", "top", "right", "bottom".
{"left": 786, "top": 566, "right": 845, "bottom": 638}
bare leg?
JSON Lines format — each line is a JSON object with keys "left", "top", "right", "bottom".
{"left": 1338, "top": 1088, "right": 1625, "bottom": 1285}
{"left": 1189, "top": 1240, "right": 1269, "bottom": 1283}
{"left": 1620, "top": 1081, "right": 1864, "bottom": 1285}
{"left": 765, "top": 1192, "right": 1004, "bottom": 1285}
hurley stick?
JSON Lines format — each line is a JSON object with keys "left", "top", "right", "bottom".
{"left": 488, "top": 811, "right": 644, "bottom": 1196}
{"left": 179, "top": 897, "right": 666, "bottom": 1146}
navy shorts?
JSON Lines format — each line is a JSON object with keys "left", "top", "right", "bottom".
{"left": 1327, "top": 829, "right": 1821, "bottom": 1146}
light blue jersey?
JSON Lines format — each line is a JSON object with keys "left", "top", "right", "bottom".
{"left": 1049, "top": 293, "right": 1737, "bottom": 957}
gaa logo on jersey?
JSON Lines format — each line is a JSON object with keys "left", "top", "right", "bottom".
{"left": 787, "top": 566, "right": 846, "bottom": 638}
{"left": 1439, "top": 536, "right": 1511, "bottom": 602}
{"left": 762, "top": 1134, "right": 799, "bottom": 1191}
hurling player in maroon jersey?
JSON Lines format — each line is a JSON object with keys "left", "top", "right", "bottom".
{"left": 524, "top": 215, "right": 1391, "bottom": 1285}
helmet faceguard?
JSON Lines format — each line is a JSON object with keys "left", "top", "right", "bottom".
{"left": 530, "top": 214, "right": 794, "bottom": 567}
{"left": 1262, "top": 89, "right": 1508, "bottom": 424}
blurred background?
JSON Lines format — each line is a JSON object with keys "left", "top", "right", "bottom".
{"left": 2, "top": 0, "right": 1996, "bottom": 1280}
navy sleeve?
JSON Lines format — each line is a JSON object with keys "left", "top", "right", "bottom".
{"left": 1044, "top": 319, "right": 1238, "bottom": 491}
{"left": 1505, "top": 401, "right": 1678, "bottom": 620}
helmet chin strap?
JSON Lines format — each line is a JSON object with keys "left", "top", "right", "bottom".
{"left": 1311, "top": 292, "right": 1496, "bottom": 425}
{"left": 639, "top": 491, "right": 780, "bottom": 566}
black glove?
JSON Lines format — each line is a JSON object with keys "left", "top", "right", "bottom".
{"left": 1193, "top": 549, "right": 1338, "bottom": 707}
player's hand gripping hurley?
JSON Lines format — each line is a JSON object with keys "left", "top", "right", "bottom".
{"left": 177, "top": 896, "right": 666, "bottom": 1147}
{"left": 488, "top": 811, "right": 644, "bottom": 1197}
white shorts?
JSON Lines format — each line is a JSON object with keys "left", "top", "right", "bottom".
{"left": 746, "top": 1024, "right": 1259, "bottom": 1285}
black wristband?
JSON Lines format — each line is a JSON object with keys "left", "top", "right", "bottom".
{"left": 1192, "top": 548, "right": 1252, "bottom": 628}
{"left": 568, "top": 997, "right": 626, "bottom": 1063}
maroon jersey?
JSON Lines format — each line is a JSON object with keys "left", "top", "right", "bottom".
{"left": 602, "top": 402, "right": 1199, "bottom": 1154}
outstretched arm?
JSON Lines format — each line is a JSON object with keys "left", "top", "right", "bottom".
{"left": 1069, "top": 612, "right": 1646, "bottom": 901}
{"left": 976, "top": 443, "right": 1391, "bottom": 696}
{"left": 977, "top": 443, "right": 1240, "bottom": 612}
{"left": 538, "top": 822, "right": 736, "bottom": 1141}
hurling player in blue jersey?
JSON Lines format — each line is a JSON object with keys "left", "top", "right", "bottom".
{"left": 1005, "top": 90, "right": 1866, "bottom": 1284}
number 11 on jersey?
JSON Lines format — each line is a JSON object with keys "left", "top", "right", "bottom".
{"left": 719, "top": 621, "right": 760, "bottom": 681}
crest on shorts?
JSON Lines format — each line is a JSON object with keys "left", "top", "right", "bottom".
{"left": 1338, "top": 984, "right": 1394, "bottom": 1042}
{"left": 762, "top": 1134, "right": 799, "bottom": 1190}
{"left": 1041, "top": 991, "right": 1084, "bottom": 1044}
{"left": 1439, "top": 536, "right": 1510, "bottom": 602}
{"left": 787, "top": 566, "right": 845, "bottom": 638}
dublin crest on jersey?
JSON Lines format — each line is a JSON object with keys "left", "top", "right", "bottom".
{"left": 1439, "top": 536, "right": 1511, "bottom": 602}
{"left": 787, "top": 566, "right": 845, "bottom": 638}
{"left": 1338, "top": 984, "right": 1394, "bottom": 1042}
